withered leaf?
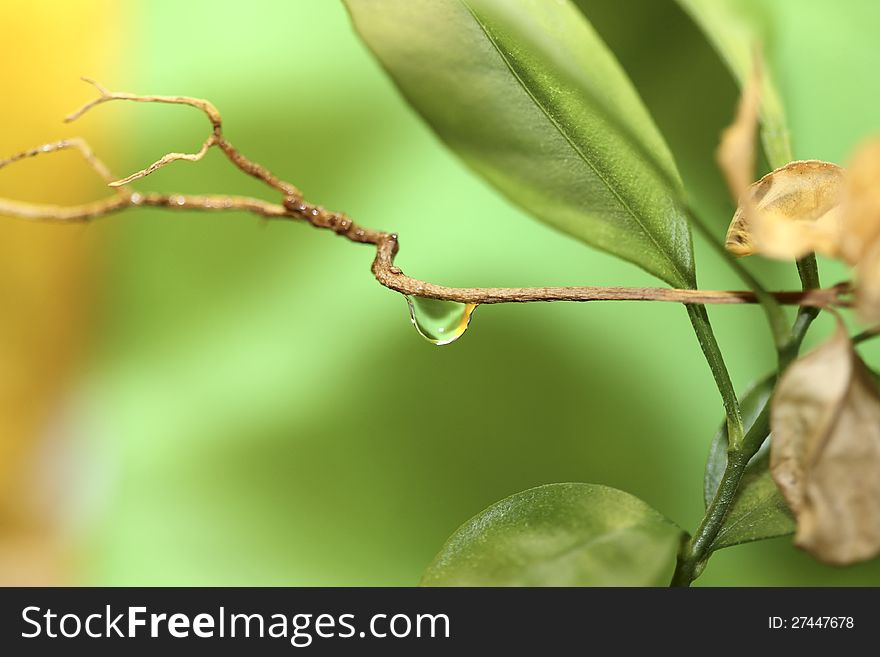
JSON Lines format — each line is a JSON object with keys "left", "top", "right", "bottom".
{"left": 841, "top": 139, "right": 880, "bottom": 323}
{"left": 717, "top": 59, "right": 761, "bottom": 205}
{"left": 770, "top": 323, "right": 880, "bottom": 565}
{"left": 840, "top": 139, "right": 880, "bottom": 264}
{"left": 856, "top": 239, "right": 880, "bottom": 325}
{"left": 725, "top": 160, "right": 845, "bottom": 259}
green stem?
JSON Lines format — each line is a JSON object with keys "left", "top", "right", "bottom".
{"left": 685, "top": 206, "right": 789, "bottom": 350}
{"left": 686, "top": 305, "right": 743, "bottom": 449}
{"left": 796, "top": 254, "right": 820, "bottom": 291}
{"left": 673, "top": 129, "right": 821, "bottom": 587}
{"left": 670, "top": 450, "right": 750, "bottom": 587}
{"left": 779, "top": 304, "right": 818, "bottom": 370}
{"left": 672, "top": 402, "right": 770, "bottom": 587}
{"left": 854, "top": 327, "right": 880, "bottom": 345}
{"left": 674, "top": 283, "right": 814, "bottom": 586}
{"left": 779, "top": 258, "right": 819, "bottom": 368}
{"left": 779, "top": 254, "right": 821, "bottom": 369}
{"left": 680, "top": 202, "right": 784, "bottom": 452}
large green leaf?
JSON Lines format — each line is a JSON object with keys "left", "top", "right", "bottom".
{"left": 573, "top": 0, "right": 740, "bottom": 226}
{"left": 421, "top": 483, "right": 682, "bottom": 586}
{"left": 674, "top": 0, "right": 792, "bottom": 167}
{"left": 704, "top": 375, "right": 795, "bottom": 551}
{"left": 345, "top": 0, "right": 695, "bottom": 288}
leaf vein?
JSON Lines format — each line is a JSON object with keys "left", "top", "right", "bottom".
{"left": 459, "top": 0, "right": 691, "bottom": 286}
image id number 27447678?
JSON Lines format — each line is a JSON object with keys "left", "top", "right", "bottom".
{"left": 769, "top": 617, "right": 854, "bottom": 629}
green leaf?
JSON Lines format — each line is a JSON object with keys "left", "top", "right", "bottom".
{"left": 710, "top": 452, "right": 795, "bottom": 551}
{"left": 704, "top": 375, "right": 795, "bottom": 551}
{"left": 571, "top": 0, "right": 741, "bottom": 225}
{"left": 421, "top": 483, "right": 683, "bottom": 586}
{"left": 345, "top": 0, "right": 695, "bottom": 288}
{"left": 674, "top": 0, "right": 792, "bottom": 167}
{"left": 704, "top": 374, "right": 775, "bottom": 505}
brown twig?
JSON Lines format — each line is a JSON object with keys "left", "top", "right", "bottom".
{"left": 0, "top": 79, "right": 852, "bottom": 309}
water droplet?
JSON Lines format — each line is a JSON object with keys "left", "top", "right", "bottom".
{"left": 406, "top": 296, "right": 477, "bottom": 346}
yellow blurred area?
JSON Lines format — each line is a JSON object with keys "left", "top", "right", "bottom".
{"left": 0, "top": 1, "right": 123, "bottom": 584}
{"left": 0, "top": 0, "right": 877, "bottom": 589}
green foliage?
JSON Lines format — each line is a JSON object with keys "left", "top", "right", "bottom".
{"left": 74, "top": 0, "right": 880, "bottom": 587}
{"left": 421, "top": 483, "right": 683, "bottom": 586}
{"left": 573, "top": 0, "right": 740, "bottom": 225}
{"left": 709, "top": 453, "right": 796, "bottom": 552}
{"left": 704, "top": 376, "right": 795, "bottom": 551}
{"left": 704, "top": 375, "right": 773, "bottom": 505}
{"left": 674, "top": 0, "right": 792, "bottom": 167}
{"left": 347, "top": 1, "right": 747, "bottom": 533}
{"left": 345, "top": 0, "right": 695, "bottom": 288}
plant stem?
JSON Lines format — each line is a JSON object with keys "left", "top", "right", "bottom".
{"left": 685, "top": 206, "right": 790, "bottom": 350}
{"left": 672, "top": 398, "right": 771, "bottom": 586}
{"left": 779, "top": 304, "right": 819, "bottom": 370}
{"left": 678, "top": 202, "right": 786, "bottom": 453}
{"left": 779, "top": 255, "right": 822, "bottom": 368}
{"left": 686, "top": 305, "right": 743, "bottom": 450}
{"left": 672, "top": 125, "right": 822, "bottom": 587}
{"left": 670, "top": 449, "right": 750, "bottom": 587}
{"left": 673, "top": 299, "right": 808, "bottom": 587}
{"left": 796, "top": 254, "right": 821, "bottom": 291}
{"left": 854, "top": 327, "right": 880, "bottom": 345}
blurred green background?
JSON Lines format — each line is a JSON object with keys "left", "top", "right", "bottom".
{"left": 1, "top": 0, "right": 879, "bottom": 585}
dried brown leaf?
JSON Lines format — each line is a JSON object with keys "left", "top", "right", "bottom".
{"left": 770, "top": 322, "right": 880, "bottom": 564}
{"left": 855, "top": 240, "right": 880, "bottom": 325}
{"left": 840, "top": 138, "right": 880, "bottom": 265}
{"left": 717, "top": 51, "right": 848, "bottom": 262}
{"left": 839, "top": 139, "right": 880, "bottom": 322}
{"left": 725, "top": 160, "right": 845, "bottom": 259}
{"left": 717, "top": 59, "right": 761, "bottom": 204}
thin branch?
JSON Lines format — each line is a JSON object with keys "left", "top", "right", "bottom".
{"left": 853, "top": 326, "right": 880, "bottom": 345}
{"left": 66, "top": 77, "right": 299, "bottom": 197}
{"left": 0, "top": 137, "right": 120, "bottom": 188}
{"left": 66, "top": 77, "right": 223, "bottom": 130}
{"left": 109, "top": 135, "right": 217, "bottom": 187}
{"left": 0, "top": 80, "right": 854, "bottom": 310}
{"left": 0, "top": 137, "right": 132, "bottom": 220}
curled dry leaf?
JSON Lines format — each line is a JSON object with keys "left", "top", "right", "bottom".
{"left": 725, "top": 160, "right": 845, "bottom": 259}
{"left": 770, "top": 322, "right": 880, "bottom": 564}
{"left": 717, "top": 54, "right": 880, "bottom": 318}
{"left": 841, "top": 139, "right": 880, "bottom": 323}
{"left": 721, "top": 136, "right": 880, "bottom": 320}
{"left": 716, "top": 55, "right": 847, "bottom": 262}
{"left": 840, "top": 139, "right": 880, "bottom": 263}
{"left": 716, "top": 57, "right": 761, "bottom": 205}
{"left": 855, "top": 240, "right": 880, "bottom": 325}
{"left": 856, "top": 240, "right": 880, "bottom": 324}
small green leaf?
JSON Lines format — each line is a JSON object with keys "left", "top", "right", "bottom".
{"left": 704, "top": 375, "right": 795, "bottom": 551}
{"left": 704, "top": 374, "right": 775, "bottom": 505}
{"left": 345, "top": 0, "right": 695, "bottom": 288}
{"left": 421, "top": 483, "right": 682, "bottom": 586}
{"left": 710, "top": 452, "right": 795, "bottom": 551}
{"left": 675, "top": 0, "right": 792, "bottom": 167}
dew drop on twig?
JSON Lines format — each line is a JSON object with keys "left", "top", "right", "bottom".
{"left": 406, "top": 296, "right": 477, "bottom": 346}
